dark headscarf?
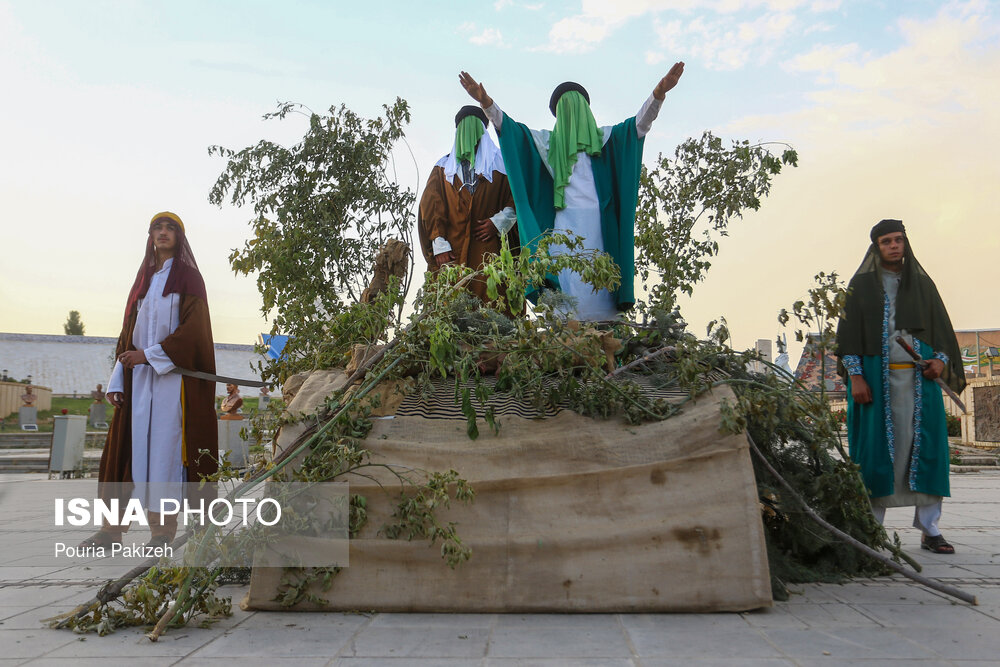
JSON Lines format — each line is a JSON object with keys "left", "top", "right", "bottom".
{"left": 549, "top": 81, "right": 590, "bottom": 116}
{"left": 455, "top": 105, "right": 488, "bottom": 128}
{"left": 123, "top": 212, "right": 206, "bottom": 327}
{"left": 836, "top": 223, "right": 965, "bottom": 393}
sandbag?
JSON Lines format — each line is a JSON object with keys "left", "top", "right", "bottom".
{"left": 245, "top": 378, "right": 771, "bottom": 612}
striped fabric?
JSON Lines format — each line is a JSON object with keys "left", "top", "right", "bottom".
{"left": 394, "top": 372, "right": 724, "bottom": 421}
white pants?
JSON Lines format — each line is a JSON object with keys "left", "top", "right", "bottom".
{"left": 871, "top": 501, "right": 943, "bottom": 537}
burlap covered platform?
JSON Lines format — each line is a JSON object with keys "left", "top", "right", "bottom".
{"left": 243, "top": 374, "right": 772, "bottom": 612}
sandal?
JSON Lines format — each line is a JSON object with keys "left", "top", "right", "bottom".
{"left": 921, "top": 534, "right": 955, "bottom": 554}
{"left": 77, "top": 531, "right": 121, "bottom": 550}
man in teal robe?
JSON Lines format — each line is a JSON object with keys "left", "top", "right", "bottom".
{"left": 836, "top": 219, "right": 965, "bottom": 553}
{"left": 459, "top": 63, "right": 684, "bottom": 320}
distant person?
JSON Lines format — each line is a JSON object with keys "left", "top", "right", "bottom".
{"left": 79, "top": 212, "right": 218, "bottom": 550}
{"left": 459, "top": 62, "right": 684, "bottom": 320}
{"left": 418, "top": 105, "right": 518, "bottom": 306}
{"left": 836, "top": 219, "right": 965, "bottom": 554}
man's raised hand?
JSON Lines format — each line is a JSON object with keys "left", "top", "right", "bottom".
{"left": 460, "top": 72, "right": 493, "bottom": 109}
{"left": 653, "top": 61, "right": 685, "bottom": 100}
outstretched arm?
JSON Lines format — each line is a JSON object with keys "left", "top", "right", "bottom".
{"left": 460, "top": 71, "right": 504, "bottom": 132}
{"left": 653, "top": 61, "right": 685, "bottom": 100}
{"left": 459, "top": 71, "right": 493, "bottom": 108}
{"left": 636, "top": 61, "right": 686, "bottom": 138}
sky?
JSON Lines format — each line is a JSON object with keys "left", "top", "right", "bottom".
{"left": 1, "top": 0, "right": 997, "bottom": 366}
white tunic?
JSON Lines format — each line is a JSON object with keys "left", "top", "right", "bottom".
{"left": 107, "top": 258, "right": 185, "bottom": 509}
{"left": 485, "top": 95, "right": 663, "bottom": 320}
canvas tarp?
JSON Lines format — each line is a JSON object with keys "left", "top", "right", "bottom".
{"left": 243, "top": 374, "right": 771, "bottom": 612}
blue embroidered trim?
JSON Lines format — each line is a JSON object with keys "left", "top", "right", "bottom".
{"left": 843, "top": 354, "right": 863, "bottom": 376}
{"left": 933, "top": 350, "right": 949, "bottom": 365}
{"left": 910, "top": 337, "right": 925, "bottom": 490}
{"left": 881, "top": 292, "right": 894, "bottom": 464}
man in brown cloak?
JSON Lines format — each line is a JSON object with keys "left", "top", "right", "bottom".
{"left": 418, "top": 105, "right": 518, "bottom": 305}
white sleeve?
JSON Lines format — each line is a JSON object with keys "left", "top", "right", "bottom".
{"left": 490, "top": 207, "right": 517, "bottom": 235}
{"left": 432, "top": 237, "right": 453, "bottom": 254}
{"left": 144, "top": 344, "right": 176, "bottom": 375}
{"left": 635, "top": 94, "right": 663, "bottom": 139}
{"left": 484, "top": 103, "right": 503, "bottom": 133}
{"left": 107, "top": 361, "right": 125, "bottom": 395}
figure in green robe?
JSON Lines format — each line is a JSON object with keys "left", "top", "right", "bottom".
{"left": 836, "top": 219, "right": 965, "bottom": 554}
{"left": 458, "top": 63, "right": 684, "bottom": 321}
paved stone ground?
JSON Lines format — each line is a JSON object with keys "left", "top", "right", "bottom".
{"left": 1, "top": 471, "right": 998, "bottom": 666}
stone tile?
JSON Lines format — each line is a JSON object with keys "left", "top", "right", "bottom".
{"left": 740, "top": 606, "right": 809, "bottom": 629}
{"left": 488, "top": 624, "right": 631, "bottom": 659}
{"left": 494, "top": 614, "right": 620, "bottom": 630}
{"left": 794, "top": 660, "right": 951, "bottom": 667}
{"left": 485, "top": 660, "right": 634, "bottom": 666}
{"left": 191, "top": 626, "right": 358, "bottom": 658}
{"left": 0, "top": 587, "right": 83, "bottom": 607}
{"left": 780, "top": 603, "right": 877, "bottom": 627}
{"left": 779, "top": 583, "right": 846, "bottom": 604}
{"left": 0, "top": 629, "right": 79, "bottom": 660}
{"left": 958, "top": 563, "right": 1000, "bottom": 577}
{"left": 619, "top": 613, "right": 750, "bottom": 633}
{"left": 43, "top": 625, "right": 223, "bottom": 657}
{"left": 891, "top": 626, "right": 1000, "bottom": 659}
{"left": 348, "top": 626, "right": 489, "bottom": 659}
{"left": 851, "top": 603, "right": 1000, "bottom": 628}
{"left": 824, "top": 583, "right": 950, "bottom": 605}
{"left": 24, "top": 659, "right": 177, "bottom": 667}
{"left": 624, "top": 626, "right": 780, "bottom": 659}
{"left": 0, "top": 606, "right": 84, "bottom": 631}
{"left": 642, "top": 660, "right": 795, "bottom": 667}
{"left": 179, "top": 659, "right": 330, "bottom": 667}
{"left": 369, "top": 613, "right": 494, "bottom": 629}
{"left": 335, "top": 660, "right": 485, "bottom": 667}
{"left": 235, "top": 610, "right": 368, "bottom": 631}
{"left": 761, "top": 627, "right": 937, "bottom": 659}
{"left": 0, "top": 607, "right": 38, "bottom": 623}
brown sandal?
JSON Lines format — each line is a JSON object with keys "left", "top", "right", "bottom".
{"left": 921, "top": 534, "right": 955, "bottom": 554}
{"left": 77, "top": 531, "right": 121, "bottom": 550}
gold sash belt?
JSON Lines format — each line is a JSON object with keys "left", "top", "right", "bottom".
{"left": 888, "top": 362, "right": 915, "bottom": 370}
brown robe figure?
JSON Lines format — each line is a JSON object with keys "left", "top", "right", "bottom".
{"left": 83, "top": 211, "right": 218, "bottom": 549}
{"left": 418, "top": 106, "right": 519, "bottom": 305}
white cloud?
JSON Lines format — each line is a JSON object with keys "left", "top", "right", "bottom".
{"left": 809, "top": 0, "right": 840, "bottom": 11}
{"left": 470, "top": 27, "right": 507, "bottom": 47}
{"left": 649, "top": 11, "right": 797, "bottom": 69}
{"left": 783, "top": 42, "right": 860, "bottom": 73}
{"left": 536, "top": 0, "right": 811, "bottom": 56}
{"left": 646, "top": 50, "right": 667, "bottom": 65}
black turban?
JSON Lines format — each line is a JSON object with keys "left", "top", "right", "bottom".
{"left": 870, "top": 218, "right": 905, "bottom": 244}
{"left": 549, "top": 81, "right": 590, "bottom": 116}
{"left": 455, "top": 105, "right": 488, "bottom": 128}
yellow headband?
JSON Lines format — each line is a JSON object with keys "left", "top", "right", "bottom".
{"left": 149, "top": 211, "right": 185, "bottom": 233}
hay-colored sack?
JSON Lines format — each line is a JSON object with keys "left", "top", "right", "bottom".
{"left": 245, "top": 377, "right": 771, "bottom": 612}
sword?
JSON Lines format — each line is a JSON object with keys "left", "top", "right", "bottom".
{"left": 894, "top": 336, "right": 967, "bottom": 413}
{"left": 171, "top": 367, "right": 269, "bottom": 388}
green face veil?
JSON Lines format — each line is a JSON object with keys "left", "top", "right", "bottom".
{"left": 548, "top": 90, "right": 603, "bottom": 210}
{"left": 455, "top": 115, "right": 485, "bottom": 167}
